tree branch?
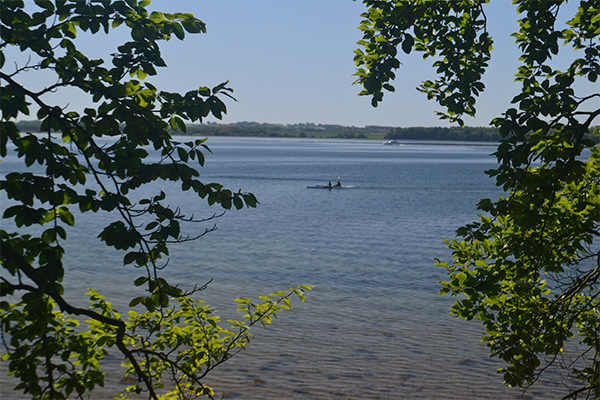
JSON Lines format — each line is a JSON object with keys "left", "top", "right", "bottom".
{"left": 0, "top": 239, "right": 160, "bottom": 400}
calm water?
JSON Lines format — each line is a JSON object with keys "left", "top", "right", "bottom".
{"left": 1, "top": 137, "right": 565, "bottom": 399}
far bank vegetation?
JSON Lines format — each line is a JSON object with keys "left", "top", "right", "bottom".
{"left": 15, "top": 120, "right": 599, "bottom": 142}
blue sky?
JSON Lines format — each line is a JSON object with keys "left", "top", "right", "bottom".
{"left": 5, "top": 0, "right": 594, "bottom": 128}
{"left": 151, "top": 0, "right": 523, "bottom": 127}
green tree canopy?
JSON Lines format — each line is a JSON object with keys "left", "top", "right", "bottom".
{"left": 1, "top": 1, "right": 309, "bottom": 399}
{"left": 355, "top": 0, "right": 599, "bottom": 398}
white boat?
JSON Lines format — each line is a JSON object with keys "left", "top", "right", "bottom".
{"left": 383, "top": 140, "right": 401, "bottom": 145}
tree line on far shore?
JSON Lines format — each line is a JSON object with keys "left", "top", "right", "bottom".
{"left": 384, "top": 126, "right": 500, "bottom": 141}
{"left": 185, "top": 122, "right": 384, "bottom": 139}
{"left": 14, "top": 120, "right": 599, "bottom": 143}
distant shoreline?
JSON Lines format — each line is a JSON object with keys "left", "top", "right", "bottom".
{"left": 184, "top": 122, "right": 504, "bottom": 142}
{"left": 13, "top": 120, "right": 599, "bottom": 143}
{"left": 13, "top": 120, "right": 501, "bottom": 142}
{"left": 200, "top": 136, "right": 500, "bottom": 147}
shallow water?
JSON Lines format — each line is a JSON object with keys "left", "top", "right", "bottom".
{"left": 1, "top": 137, "right": 567, "bottom": 399}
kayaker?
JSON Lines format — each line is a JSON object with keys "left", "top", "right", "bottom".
{"left": 336, "top": 178, "right": 341, "bottom": 186}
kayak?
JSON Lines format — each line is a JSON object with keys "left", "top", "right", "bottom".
{"left": 307, "top": 185, "right": 356, "bottom": 189}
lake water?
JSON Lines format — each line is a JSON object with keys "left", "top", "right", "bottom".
{"left": 1, "top": 137, "right": 566, "bottom": 399}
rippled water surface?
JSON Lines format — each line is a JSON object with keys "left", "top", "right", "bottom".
{"left": 1, "top": 137, "right": 566, "bottom": 399}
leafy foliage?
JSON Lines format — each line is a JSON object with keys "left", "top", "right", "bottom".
{"left": 385, "top": 126, "right": 502, "bottom": 141}
{"left": 355, "top": 0, "right": 493, "bottom": 125}
{"left": 1, "top": 1, "right": 309, "bottom": 399}
{"left": 356, "top": 0, "right": 599, "bottom": 398}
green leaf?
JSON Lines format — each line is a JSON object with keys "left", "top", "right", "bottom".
{"left": 401, "top": 34, "right": 414, "bottom": 54}
{"left": 149, "top": 11, "right": 166, "bottom": 23}
{"left": 57, "top": 207, "right": 75, "bottom": 226}
{"left": 34, "top": 0, "right": 54, "bottom": 11}
{"left": 129, "top": 296, "right": 144, "bottom": 307}
{"left": 171, "top": 22, "right": 185, "bottom": 40}
{"left": 133, "top": 276, "right": 148, "bottom": 286}
{"left": 124, "top": 252, "right": 139, "bottom": 265}
{"left": 177, "top": 147, "right": 189, "bottom": 162}
{"left": 176, "top": 116, "right": 186, "bottom": 133}
{"left": 233, "top": 196, "right": 243, "bottom": 210}
{"left": 181, "top": 18, "right": 205, "bottom": 34}
{"left": 198, "top": 86, "right": 211, "bottom": 96}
